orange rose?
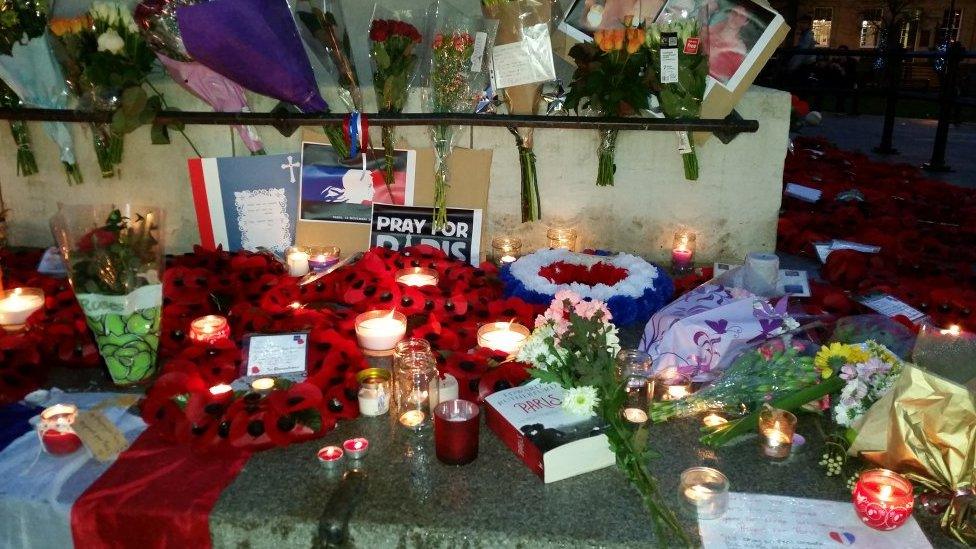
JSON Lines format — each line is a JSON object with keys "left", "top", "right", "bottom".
{"left": 593, "top": 30, "right": 609, "bottom": 53}
{"left": 625, "top": 28, "right": 643, "bottom": 54}
{"left": 611, "top": 29, "right": 624, "bottom": 51}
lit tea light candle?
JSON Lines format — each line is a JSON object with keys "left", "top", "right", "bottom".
{"left": 307, "top": 246, "right": 341, "bottom": 272}
{"left": 189, "top": 315, "right": 230, "bottom": 344}
{"left": 357, "top": 368, "right": 391, "bottom": 417}
{"left": 395, "top": 267, "right": 438, "bottom": 287}
{"left": 0, "top": 287, "right": 44, "bottom": 332}
{"left": 941, "top": 324, "right": 962, "bottom": 336}
{"left": 317, "top": 445, "right": 344, "bottom": 468}
{"left": 37, "top": 404, "right": 82, "bottom": 455}
{"left": 342, "top": 437, "right": 369, "bottom": 460}
{"left": 622, "top": 407, "right": 649, "bottom": 424}
{"left": 666, "top": 384, "right": 691, "bottom": 400}
{"left": 759, "top": 406, "right": 797, "bottom": 460}
{"left": 251, "top": 377, "right": 275, "bottom": 394}
{"left": 354, "top": 310, "right": 407, "bottom": 351}
{"left": 491, "top": 236, "right": 522, "bottom": 266}
{"left": 671, "top": 232, "right": 697, "bottom": 275}
{"left": 546, "top": 227, "right": 578, "bottom": 251}
{"left": 209, "top": 383, "right": 233, "bottom": 405}
{"left": 852, "top": 469, "right": 915, "bottom": 531}
{"left": 285, "top": 246, "right": 310, "bottom": 277}
{"left": 703, "top": 414, "right": 728, "bottom": 427}
{"left": 399, "top": 409, "right": 426, "bottom": 430}
{"left": 679, "top": 467, "right": 730, "bottom": 520}
{"left": 477, "top": 321, "right": 530, "bottom": 355}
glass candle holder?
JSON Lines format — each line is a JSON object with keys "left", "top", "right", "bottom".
{"left": 394, "top": 338, "right": 432, "bottom": 361}
{"left": 491, "top": 236, "right": 522, "bottom": 266}
{"left": 617, "top": 349, "right": 653, "bottom": 424}
{"left": 354, "top": 310, "right": 407, "bottom": 353}
{"left": 654, "top": 371, "right": 693, "bottom": 401}
{"left": 188, "top": 315, "right": 230, "bottom": 345}
{"left": 251, "top": 377, "right": 275, "bottom": 394}
{"left": 477, "top": 322, "right": 530, "bottom": 356}
{"left": 852, "top": 469, "right": 915, "bottom": 531}
{"left": 679, "top": 467, "right": 730, "bottom": 520}
{"left": 758, "top": 406, "right": 797, "bottom": 460}
{"left": 434, "top": 399, "right": 480, "bottom": 465}
{"left": 395, "top": 267, "right": 439, "bottom": 288}
{"left": 912, "top": 324, "right": 976, "bottom": 384}
{"left": 393, "top": 351, "right": 439, "bottom": 431}
{"left": 546, "top": 227, "right": 578, "bottom": 251}
{"left": 285, "top": 246, "right": 310, "bottom": 277}
{"left": 307, "top": 246, "right": 341, "bottom": 272}
{"left": 37, "top": 404, "right": 82, "bottom": 455}
{"left": 671, "top": 232, "right": 697, "bottom": 275}
{"left": 357, "top": 368, "right": 391, "bottom": 417}
{"left": 0, "top": 287, "right": 44, "bottom": 332}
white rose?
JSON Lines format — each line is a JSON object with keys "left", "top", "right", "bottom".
{"left": 97, "top": 29, "right": 125, "bottom": 54}
{"left": 90, "top": 2, "right": 119, "bottom": 26}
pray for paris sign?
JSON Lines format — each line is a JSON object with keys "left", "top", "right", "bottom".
{"left": 370, "top": 204, "right": 482, "bottom": 265}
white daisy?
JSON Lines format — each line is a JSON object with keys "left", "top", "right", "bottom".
{"left": 562, "top": 385, "right": 599, "bottom": 416}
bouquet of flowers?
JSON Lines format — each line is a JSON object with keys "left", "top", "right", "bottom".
{"left": 518, "top": 290, "right": 688, "bottom": 544}
{"left": 297, "top": 0, "right": 363, "bottom": 159}
{"left": 565, "top": 21, "right": 647, "bottom": 186}
{"left": 646, "top": 13, "right": 708, "bottom": 181}
{"left": 49, "top": 3, "right": 156, "bottom": 178}
{"left": 0, "top": 81, "right": 36, "bottom": 175}
{"left": 831, "top": 341, "right": 904, "bottom": 428}
{"left": 0, "top": 0, "right": 82, "bottom": 183}
{"left": 424, "top": 1, "right": 496, "bottom": 229}
{"left": 650, "top": 334, "right": 821, "bottom": 422}
{"left": 134, "top": 0, "right": 264, "bottom": 155}
{"left": 50, "top": 205, "right": 164, "bottom": 386}
{"left": 481, "top": 0, "right": 560, "bottom": 222}
{"left": 368, "top": 6, "right": 424, "bottom": 191}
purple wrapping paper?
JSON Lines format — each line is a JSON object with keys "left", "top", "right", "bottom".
{"left": 176, "top": 0, "right": 328, "bottom": 112}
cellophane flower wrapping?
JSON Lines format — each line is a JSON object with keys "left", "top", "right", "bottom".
{"left": 0, "top": 81, "right": 37, "bottom": 176}
{"left": 649, "top": 332, "right": 821, "bottom": 422}
{"left": 0, "top": 0, "right": 81, "bottom": 183}
{"left": 646, "top": 9, "right": 708, "bottom": 181}
{"left": 49, "top": 3, "right": 156, "bottom": 178}
{"left": 481, "top": 0, "right": 561, "bottom": 222}
{"left": 135, "top": 0, "right": 264, "bottom": 154}
{"left": 50, "top": 205, "right": 164, "bottom": 386}
{"left": 423, "top": 0, "right": 497, "bottom": 229}
{"left": 176, "top": 0, "right": 328, "bottom": 113}
{"left": 368, "top": 5, "right": 425, "bottom": 191}
{"left": 297, "top": 0, "right": 363, "bottom": 159}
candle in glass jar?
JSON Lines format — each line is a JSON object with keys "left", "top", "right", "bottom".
{"left": 307, "top": 246, "right": 340, "bottom": 272}
{"left": 546, "top": 227, "right": 578, "bottom": 251}
{"left": 434, "top": 399, "right": 480, "bottom": 465}
{"left": 285, "top": 247, "right": 310, "bottom": 277}
{"left": 342, "top": 437, "right": 369, "bottom": 460}
{"left": 759, "top": 407, "right": 797, "bottom": 460}
{"left": 37, "top": 404, "right": 82, "bottom": 455}
{"left": 477, "top": 321, "right": 530, "bottom": 355}
{"left": 357, "top": 368, "right": 391, "bottom": 417}
{"left": 355, "top": 310, "right": 407, "bottom": 351}
{"left": 671, "top": 232, "right": 697, "bottom": 275}
{"left": 0, "top": 287, "right": 44, "bottom": 331}
{"left": 395, "top": 267, "right": 438, "bottom": 287}
{"left": 399, "top": 409, "right": 426, "bottom": 429}
{"left": 491, "top": 236, "right": 522, "bottom": 266}
{"left": 852, "top": 469, "right": 915, "bottom": 531}
{"left": 189, "top": 315, "right": 230, "bottom": 344}
{"left": 679, "top": 467, "right": 729, "bottom": 519}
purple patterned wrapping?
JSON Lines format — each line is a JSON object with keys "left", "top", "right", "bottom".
{"left": 176, "top": 0, "right": 328, "bottom": 112}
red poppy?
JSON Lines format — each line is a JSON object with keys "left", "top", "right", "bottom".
{"left": 477, "top": 361, "right": 531, "bottom": 403}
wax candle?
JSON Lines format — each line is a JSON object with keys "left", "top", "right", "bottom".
{"left": 355, "top": 310, "right": 407, "bottom": 352}
{"left": 491, "top": 236, "right": 522, "bottom": 266}
{"left": 285, "top": 246, "right": 310, "bottom": 277}
{"left": 0, "top": 287, "right": 44, "bottom": 332}
{"left": 189, "top": 315, "right": 230, "bottom": 344}
{"left": 342, "top": 437, "right": 369, "bottom": 460}
{"left": 852, "top": 469, "right": 915, "bottom": 531}
{"left": 434, "top": 399, "right": 480, "bottom": 465}
{"left": 209, "top": 383, "right": 233, "bottom": 405}
{"left": 546, "top": 227, "right": 578, "bottom": 251}
{"left": 941, "top": 324, "right": 962, "bottom": 336}
{"left": 395, "top": 267, "right": 439, "bottom": 287}
{"left": 399, "top": 409, "right": 426, "bottom": 429}
{"left": 679, "top": 467, "right": 730, "bottom": 520}
{"left": 671, "top": 232, "right": 697, "bottom": 275}
{"left": 477, "top": 321, "right": 530, "bottom": 355}
{"left": 37, "top": 404, "right": 82, "bottom": 455}
{"left": 429, "top": 373, "right": 459, "bottom": 408}
{"left": 317, "top": 445, "right": 344, "bottom": 468}
{"left": 759, "top": 407, "right": 797, "bottom": 460}
{"left": 703, "top": 414, "right": 728, "bottom": 428}
{"left": 307, "top": 246, "right": 340, "bottom": 272}
{"left": 357, "top": 368, "right": 391, "bottom": 417}
{"left": 251, "top": 377, "right": 275, "bottom": 394}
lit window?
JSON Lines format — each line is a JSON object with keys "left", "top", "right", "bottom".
{"left": 860, "top": 9, "right": 882, "bottom": 48}
{"left": 812, "top": 7, "right": 832, "bottom": 47}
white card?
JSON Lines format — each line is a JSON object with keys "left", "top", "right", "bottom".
{"left": 470, "top": 31, "right": 488, "bottom": 72}
{"left": 712, "top": 263, "right": 811, "bottom": 297}
{"left": 699, "top": 492, "right": 932, "bottom": 549}
{"left": 815, "top": 240, "right": 881, "bottom": 263}
{"left": 660, "top": 46, "right": 678, "bottom": 84}
{"left": 243, "top": 332, "right": 309, "bottom": 377}
{"left": 858, "top": 293, "right": 926, "bottom": 323}
{"left": 490, "top": 24, "right": 556, "bottom": 89}
{"left": 785, "top": 183, "right": 822, "bottom": 203}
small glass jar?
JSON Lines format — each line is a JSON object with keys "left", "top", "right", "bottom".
{"left": 653, "top": 371, "right": 693, "bottom": 401}
{"left": 758, "top": 406, "right": 797, "bottom": 460}
{"left": 616, "top": 349, "right": 653, "bottom": 424}
{"left": 37, "top": 404, "right": 82, "bottom": 455}
{"left": 679, "top": 467, "right": 730, "bottom": 520}
{"left": 393, "top": 350, "right": 439, "bottom": 431}
{"left": 491, "top": 236, "right": 522, "bottom": 266}
{"left": 357, "top": 368, "right": 391, "bottom": 417}
{"left": 671, "top": 232, "right": 697, "bottom": 275}
{"left": 546, "top": 227, "right": 578, "bottom": 251}
{"left": 285, "top": 246, "right": 310, "bottom": 277}
{"left": 394, "top": 338, "right": 432, "bottom": 363}
{"left": 307, "top": 246, "right": 341, "bottom": 272}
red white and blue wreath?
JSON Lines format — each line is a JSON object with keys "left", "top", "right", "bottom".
{"left": 500, "top": 249, "right": 673, "bottom": 326}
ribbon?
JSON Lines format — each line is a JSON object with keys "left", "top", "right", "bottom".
{"left": 342, "top": 112, "right": 369, "bottom": 159}
{"left": 913, "top": 479, "right": 976, "bottom": 545}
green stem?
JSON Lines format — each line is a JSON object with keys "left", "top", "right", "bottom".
{"left": 381, "top": 125, "right": 397, "bottom": 199}
{"left": 509, "top": 127, "right": 541, "bottom": 223}
{"left": 681, "top": 132, "right": 699, "bottom": 181}
{"left": 431, "top": 124, "right": 454, "bottom": 230}
{"left": 597, "top": 129, "right": 618, "bottom": 187}
{"left": 146, "top": 82, "right": 202, "bottom": 158}
{"left": 324, "top": 124, "right": 349, "bottom": 159}
{"left": 63, "top": 162, "right": 83, "bottom": 185}
{"left": 10, "top": 121, "right": 38, "bottom": 176}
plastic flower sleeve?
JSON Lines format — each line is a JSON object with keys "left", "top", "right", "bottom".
{"left": 423, "top": 0, "right": 497, "bottom": 229}
{"left": 369, "top": 4, "right": 426, "bottom": 191}
{"left": 481, "top": 0, "right": 562, "bottom": 222}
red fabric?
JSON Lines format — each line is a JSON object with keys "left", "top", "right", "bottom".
{"left": 70, "top": 426, "right": 250, "bottom": 549}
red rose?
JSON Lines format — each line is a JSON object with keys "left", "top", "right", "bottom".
{"left": 369, "top": 20, "right": 389, "bottom": 42}
{"left": 76, "top": 228, "right": 118, "bottom": 252}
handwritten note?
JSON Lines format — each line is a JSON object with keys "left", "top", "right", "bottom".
{"left": 858, "top": 293, "right": 927, "bottom": 322}
{"left": 234, "top": 188, "right": 291, "bottom": 255}
{"left": 73, "top": 410, "right": 129, "bottom": 462}
{"left": 699, "top": 493, "right": 931, "bottom": 548}
{"left": 490, "top": 24, "right": 556, "bottom": 89}
{"left": 244, "top": 332, "right": 309, "bottom": 377}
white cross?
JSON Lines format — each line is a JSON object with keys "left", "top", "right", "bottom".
{"left": 281, "top": 155, "right": 300, "bottom": 183}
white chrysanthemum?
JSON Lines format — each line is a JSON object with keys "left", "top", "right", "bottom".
{"left": 516, "top": 324, "right": 559, "bottom": 370}
{"left": 96, "top": 29, "right": 124, "bottom": 54}
{"left": 562, "top": 385, "right": 599, "bottom": 416}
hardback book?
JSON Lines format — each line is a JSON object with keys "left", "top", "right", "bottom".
{"left": 484, "top": 382, "right": 614, "bottom": 483}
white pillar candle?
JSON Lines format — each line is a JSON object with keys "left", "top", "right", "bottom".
{"left": 0, "top": 288, "right": 44, "bottom": 331}
{"left": 477, "top": 322, "right": 530, "bottom": 355}
{"left": 429, "top": 373, "right": 459, "bottom": 408}
{"left": 285, "top": 248, "right": 310, "bottom": 277}
{"left": 355, "top": 310, "right": 407, "bottom": 351}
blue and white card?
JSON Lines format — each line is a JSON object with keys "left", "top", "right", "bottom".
{"left": 242, "top": 332, "right": 309, "bottom": 378}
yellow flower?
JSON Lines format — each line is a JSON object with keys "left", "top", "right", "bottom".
{"left": 49, "top": 15, "right": 91, "bottom": 37}
{"left": 814, "top": 342, "right": 869, "bottom": 378}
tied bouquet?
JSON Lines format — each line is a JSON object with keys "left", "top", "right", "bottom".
{"left": 0, "top": 81, "right": 36, "bottom": 175}
{"left": 646, "top": 14, "right": 708, "bottom": 180}
{"left": 0, "top": 0, "right": 82, "bottom": 182}
{"left": 517, "top": 290, "right": 688, "bottom": 544}
{"left": 51, "top": 205, "right": 165, "bottom": 386}
{"left": 368, "top": 7, "right": 423, "bottom": 191}
{"left": 49, "top": 2, "right": 156, "bottom": 178}
{"left": 565, "top": 22, "right": 648, "bottom": 186}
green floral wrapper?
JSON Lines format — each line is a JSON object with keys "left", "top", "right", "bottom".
{"left": 77, "top": 285, "right": 162, "bottom": 385}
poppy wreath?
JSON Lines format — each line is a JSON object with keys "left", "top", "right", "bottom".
{"left": 140, "top": 244, "right": 544, "bottom": 451}
{"left": 499, "top": 248, "right": 673, "bottom": 326}
{"left": 779, "top": 137, "right": 976, "bottom": 331}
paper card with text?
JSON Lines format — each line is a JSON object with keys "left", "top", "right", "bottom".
{"left": 73, "top": 410, "right": 130, "bottom": 462}
{"left": 370, "top": 204, "right": 482, "bottom": 266}
{"left": 242, "top": 332, "right": 309, "bottom": 378}
{"left": 699, "top": 492, "right": 931, "bottom": 549}
{"left": 858, "top": 293, "right": 927, "bottom": 323}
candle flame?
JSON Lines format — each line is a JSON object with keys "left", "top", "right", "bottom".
{"left": 941, "top": 325, "right": 962, "bottom": 336}
{"left": 289, "top": 301, "right": 302, "bottom": 310}
{"left": 879, "top": 484, "right": 892, "bottom": 500}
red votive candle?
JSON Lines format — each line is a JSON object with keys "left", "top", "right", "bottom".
{"left": 189, "top": 315, "right": 230, "bottom": 344}
{"left": 434, "top": 399, "right": 480, "bottom": 466}
{"left": 38, "top": 404, "right": 83, "bottom": 456}
{"left": 852, "top": 469, "right": 915, "bottom": 531}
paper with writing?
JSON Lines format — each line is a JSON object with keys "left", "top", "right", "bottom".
{"left": 73, "top": 410, "right": 130, "bottom": 462}
{"left": 233, "top": 188, "right": 291, "bottom": 254}
{"left": 490, "top": 24, "right": 556, "bottom": 89}
{"left": 858, "top": 293, "right": 926, "bottom": 323}
{"left": 244, "top": 332, "right": 309, "bottom": 377}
